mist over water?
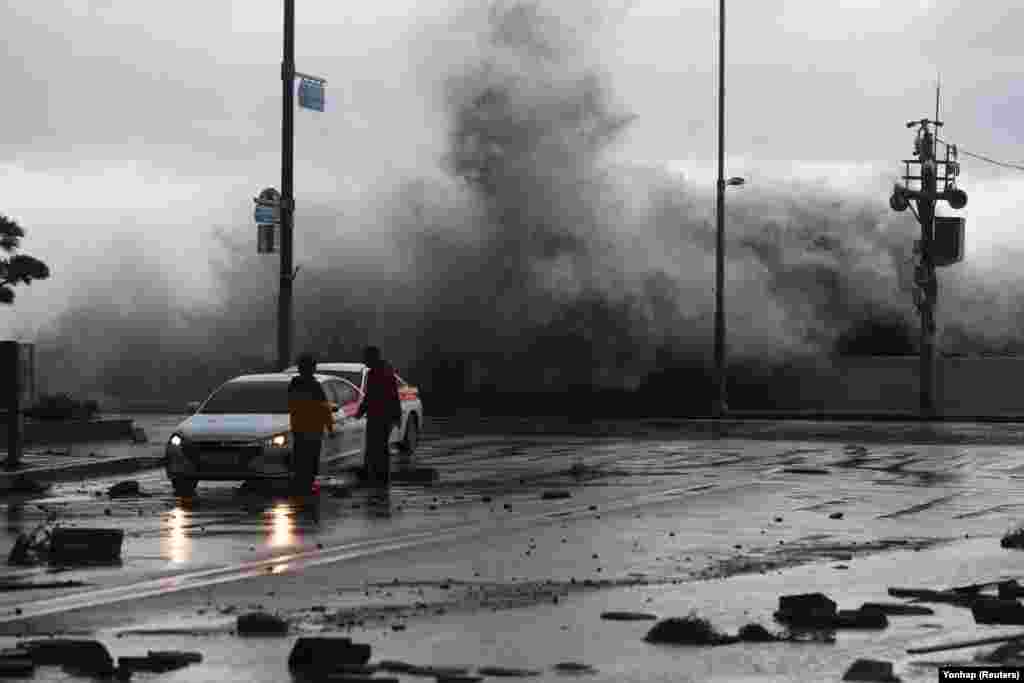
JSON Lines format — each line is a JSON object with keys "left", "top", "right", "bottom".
{"left": 26, "top": 1, "right": 1024, "bottom": 411}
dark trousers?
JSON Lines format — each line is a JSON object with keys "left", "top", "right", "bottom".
{"left": 364, "top": 418, "right": 392, "bottom": 485}
{"left": 291, "top": 432, "right": 322, "bottom": 491}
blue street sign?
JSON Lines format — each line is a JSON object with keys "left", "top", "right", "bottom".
{"left": 298, "top": 78, "right": 325, "bottom": 112}
{"left": 255, "top": 205, "right": 279, "bottom": 224}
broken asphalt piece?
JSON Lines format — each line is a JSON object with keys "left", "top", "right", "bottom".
{"left": 1000, "top": 580, "right": 1024, "bottom": 600}
{"left": 108, "top": 480, "right": 143, "bottom": 498}
{"left": 18, "top": 638, "right": 116, "bottom": 676}
{"left": 971, "top": 598, "right": 1024, "bottom": 625}
{"left": 118, "top": 650, "right": 201, "bottom": 673}
{"left": 644, "top": 615, "right": 739, "bottom": 646}
{"left": 842, "top": 658, "right": 900, "bottom": 682}
{"left": 860, "top": 602, "right": 934, "bottom": 616}
{"left": 541, "top": 490, "right": 572, "bottom": 500}
{"left": 476, "top": 665, "right": 543, "bottom": 677}
{"left": 1001, "top": 527, "right": 1024, "bottom": 549}
{"left": 886, "top": 587, "right": 976, "bottom": 606}
{"left": 0, "top": 648, "right": 34, "bottom": 676}
{"left": 288, "top": 637, "right": 371, "bottom": 674}
{"left": 833, "top": 609, "right": 888, "bottom": 629}
{"left": 237, "top": 611, "right": 288, "bottom": 636}
{"left": 49, "top": 527, "right": 124, "bottom": 565}
{"left": 553, "top": 662, "right": 597, "bottom": 675}
{"left": 737, "top": 624, "right": 782, "bottom": 642}
{"left": 600, "top": 611, "right": 658, "bottom": 621}
{"left": 774, "top": 593, "right": 837, "bottom": 626}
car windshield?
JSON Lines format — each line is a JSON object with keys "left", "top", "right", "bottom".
{"left": 324, "top": 370, "right": 363, "bottom": 388}
{"left": 199, "top": 381, "right": 290, "bottom": 414}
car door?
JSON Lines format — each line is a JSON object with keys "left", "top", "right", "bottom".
{"left": 320, "top": 381, "right": 346, "bottom": 462}
{"left": 337, "top": 380, "right": 366, "bottom": 458}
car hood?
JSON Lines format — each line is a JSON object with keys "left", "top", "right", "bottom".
{"left": 177, "top": 414, "right": 291, "bottom": 441}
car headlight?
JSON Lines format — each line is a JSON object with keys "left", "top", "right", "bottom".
{"left": 168, "top": 433, "right": 184, "bottom": 448}
{"left": 264, "top": 433, "right": 289, "bottom": 449}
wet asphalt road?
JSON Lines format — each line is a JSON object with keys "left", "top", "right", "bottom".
{"left": 3, "top": 417, "right": 1024, "bottom": 681}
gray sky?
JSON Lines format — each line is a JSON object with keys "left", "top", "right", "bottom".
{"left": 2, "top": 0, "right": 1022, "bottom": 338}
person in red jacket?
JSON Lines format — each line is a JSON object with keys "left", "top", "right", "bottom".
{"left": 356, "top": 346, "right": 402, "bottom": 487}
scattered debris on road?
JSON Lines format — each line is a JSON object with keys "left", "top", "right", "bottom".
{"left": 842, "top": 658, "right": 900, "bottom": 682}
{"left": 18, "top": 638, "right": 116, "bottom": 677}
{"left": 118, "top": 650, "right": 202, "bottom": 673}
{"left": 644, "top": 614, "right": 739, "bottom": 646}
{"left": 108, "top": 480, "right": 144, "bottom": 498}
{"left": 237, "top": 611, "right": 288, "bottom": 636}
{"left": 288, "top": 637, "right": 372, "bottom": 676}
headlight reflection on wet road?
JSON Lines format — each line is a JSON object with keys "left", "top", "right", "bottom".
{"left": 166, "top": 507, "right": 189, "bottom": 564}
{"left": 269, "top": 504, "right": 294, "bottom": 549}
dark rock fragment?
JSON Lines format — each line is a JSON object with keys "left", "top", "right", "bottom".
{"left": 237, "top": 612, "right": 288, "bottom": 636}
{"left": 19, "top": 638, "right": 115, "bottom": 676}
{"left": 287, "top": 637, "right": 371, "bottom": 673}
{"left": 644, "top": 616, "right": 739, "bottom": 646}
{"left": 842, "top": 658, "right": 900, "bottom": 682}
{"left": 108, "top": 480, "right": 142, "bottom": 498}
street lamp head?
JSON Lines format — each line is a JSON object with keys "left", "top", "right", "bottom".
{"left": 727, "top": 177, "right": 746, "bottom": 187}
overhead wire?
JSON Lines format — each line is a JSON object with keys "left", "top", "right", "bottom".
{"left": 936, "top": 136, "right": 1024, "bottom": 173}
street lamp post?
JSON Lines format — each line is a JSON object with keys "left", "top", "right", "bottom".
{"left": 278, "top": 0, "right": 296, "bottom": 372}
{"left": 713, "top": 0, "right": 727, "bottom": 419}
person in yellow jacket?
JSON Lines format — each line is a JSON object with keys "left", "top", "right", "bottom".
{"left": 287, "top": 353, "right": 335, "bottom": 495}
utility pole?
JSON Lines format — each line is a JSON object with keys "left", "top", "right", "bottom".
{"left": 889, "top": 85, "right": 968, "bottom": 419}
{"left": 278, "top": 0, "right": 296, "bottom": 372}
{"left": 713, "top": 0, "right": 727, "bottom": 419}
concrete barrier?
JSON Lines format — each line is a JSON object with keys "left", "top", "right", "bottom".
{"left": 0, "top": 418, "right": 134, "bottom": 445}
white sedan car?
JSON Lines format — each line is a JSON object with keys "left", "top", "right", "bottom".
{"left": 283, "top": 362, "right": 423, "bottom": 458}
{"left": 165, "top": 373, "right": 364, "bottom": 497}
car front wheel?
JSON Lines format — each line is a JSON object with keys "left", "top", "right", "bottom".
{"left": 171, "top": 477, "right": 197, "bottom": 497}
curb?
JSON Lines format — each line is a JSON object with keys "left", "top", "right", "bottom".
{"left": 0, "top": 454, "right": 166, "bottom": 491}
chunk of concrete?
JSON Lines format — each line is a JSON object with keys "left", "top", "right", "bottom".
{"left": 737, "top": 624, "right": 781, "bottom": 642}
{"left": 644, "top": 616, "right": 739, "bottom": 646}
{"left": 842, "top": 658, "right": 900, "bottom": 682}
{"left": 0, "top": 648, "right": 34, "bottom": 676}
{"left": 1001, "top": 527, "right": 1024, "bottom": 549}
{"left": 774, "top": 593, "right": 837, "bottom": 626}
{"left": 287, "top": 637, "right": 371, "bottom": 673}
{"left": 859, "top": 602, "right": 934, "bottom": 616}
{"left": 834, "top": 609, "right": 888, "bottom": 629}
{"left": 237, "top": 612, "right": 288, "bottom": 636}
{"left": 49, "top": 527, "right": 123, "bottom": 565}
{"left": 972, "top": 598, "right": 1024, "bottom": 625}
{"left": 19, "top": 638, "right": 115, "bottom": 676}
{"left": 119, "top": 651, "right": 199, "bottom": 673}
